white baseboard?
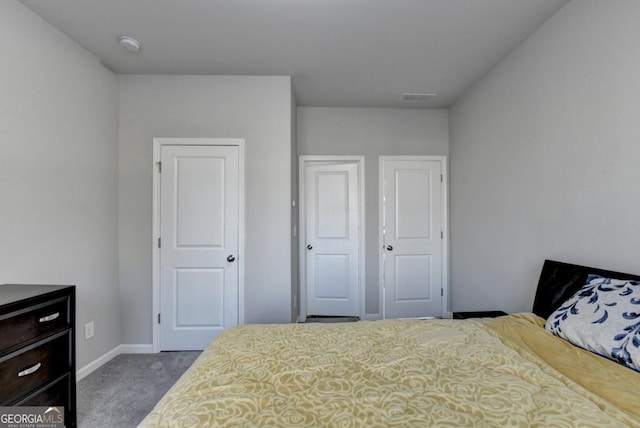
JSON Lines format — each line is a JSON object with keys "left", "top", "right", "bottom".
{"left": 119, "top": 344, "right": 154, "bottom": 354}
{"left": 76, "top": 345, "right": 121, "bottom": 382}
{"left": 76, "top": 343, "right": 154, "bottom": 382}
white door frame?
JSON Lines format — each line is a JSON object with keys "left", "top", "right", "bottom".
{"left": 152, "top": 137, "right": 245, "bottom": 352}
{"left": 298, "top": 155, "right": 365, "bottom": 322}
{"left": 378, "top": 155, "right": 450, "bottom": 319}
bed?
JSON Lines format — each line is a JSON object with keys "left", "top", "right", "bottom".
{"left": 139, "top": 260, "right": 640, "bottom": 427}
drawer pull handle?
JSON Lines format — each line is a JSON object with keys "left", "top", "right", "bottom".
{"left": 39, "top": 312, "right": 60, "bottom": 322}
{"left": 18, "top": 362, "right": 42, "bottom": 377}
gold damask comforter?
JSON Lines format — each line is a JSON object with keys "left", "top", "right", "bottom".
{"left": 139, "top": 315, "right": 640, "bottom": 427}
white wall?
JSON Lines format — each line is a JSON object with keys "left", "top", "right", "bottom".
{"left": 118, "top": 75, "right": 294, "bottom": 345}
{"left": 297, "top": 107, "right": 449, "bottom": 315}
{"left": 450, "top": 0, "right": 640, "bottom": 313}
{"left": 0, "top": 1, "right": 120, "bottom": 367}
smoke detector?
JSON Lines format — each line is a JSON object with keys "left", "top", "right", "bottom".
{"left": 399, "top": 93, "right": 438, "bottom": 103}
{"left": 118, "top": 35, "right": 141, "bottom": 53}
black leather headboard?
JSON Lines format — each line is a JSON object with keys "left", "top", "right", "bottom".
{"left": 532, "top": 259, "right": 640, "bottom": 319}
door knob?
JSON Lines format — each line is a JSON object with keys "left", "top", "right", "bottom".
{"left": 306, "top": 244, "right": 313, "bottom": 250}
{"left": 386, "top": 245, "right": 393, "bottom": 251}
{"left": 227, "top": 255, "right": 236, "bottom": 262}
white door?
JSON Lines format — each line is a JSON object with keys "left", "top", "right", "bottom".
{"left": 159, "top": 144, "right": 239, "bottom": 350}
{"left": 303, "top": 161, "right": 360, "bottom": 317}
{"left": 381, "top": 157, "right": 444, "bottom": 319}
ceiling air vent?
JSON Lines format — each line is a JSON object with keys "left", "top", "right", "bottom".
{"left": 399, "top": 93, "right": 438, "bottom": 103}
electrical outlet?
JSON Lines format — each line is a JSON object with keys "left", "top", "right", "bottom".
{"left": 85, "top": 321, "right": 94, "bottom": 340}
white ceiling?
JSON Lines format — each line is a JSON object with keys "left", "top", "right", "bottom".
{"left": 19, "top": 0, "right": 568, "bottom": 108}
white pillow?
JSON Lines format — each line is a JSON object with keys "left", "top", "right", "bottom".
{"left": 545, "top": 275, "right": 640, "bottom": 372}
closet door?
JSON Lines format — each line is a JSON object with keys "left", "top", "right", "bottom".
{"left": 157, "top": 142, "right": 240, "bottom": 350}
{"left": 299, "top": 156, "right": 365, "bottom": 321}
{"left": 380, "top": 157, "right": 445, "bottom": 319}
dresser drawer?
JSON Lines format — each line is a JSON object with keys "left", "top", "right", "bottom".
{"left": 16, "top": 373, "right": 70, "bottom": 407}
{"left": 0, "top": 331, "right": 71, "bottom": 404}
{"left": 0, "top": 297, "right": 69, "bottom": 352}
{"left": 16, "top": 373, "right": 74, "bottom": 427}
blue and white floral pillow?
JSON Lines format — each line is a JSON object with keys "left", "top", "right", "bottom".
{"left": 545, "top": 275, "right": 640, "bottom": 372}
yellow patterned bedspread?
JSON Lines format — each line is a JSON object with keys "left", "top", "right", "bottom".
{"left": 139, "top": 316, "right": 640, "bottom": 427}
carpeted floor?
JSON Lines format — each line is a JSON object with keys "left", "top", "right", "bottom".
{"left": 77, "top": 351, "right": 200, "bottom": 428}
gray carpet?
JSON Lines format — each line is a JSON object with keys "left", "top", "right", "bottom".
{"left": 77, "top": 351, "right": 200, "bottom": 428}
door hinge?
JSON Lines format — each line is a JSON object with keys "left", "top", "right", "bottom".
{"left": 441, "top": 231, "right": 444, "bottom": 239}
{"left": 158, "top": 237, "right": 161, "bottom": 248}
{"left": 157, "top": 313, "right": 161, "bottom": 324}
{"left": 157, "top": 161, "right": 162, "bottom": 173}
{"left": 441, "top": 289, "right": 444, "bottom": 297}
{"left": 441, "top": 174, "right": 443, "bottom": 183}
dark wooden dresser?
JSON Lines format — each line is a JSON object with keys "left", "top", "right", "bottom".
{"left": 0, "top": 284, "right": 76, "bottom": 427}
